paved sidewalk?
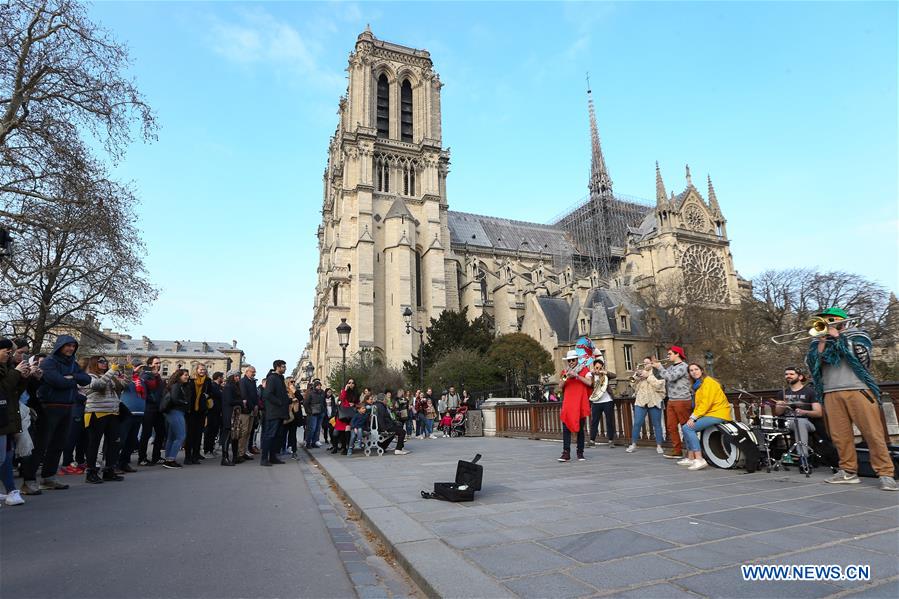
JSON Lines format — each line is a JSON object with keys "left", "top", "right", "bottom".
{"left": 310, "top": 436, "right": 899, "bottom": 599}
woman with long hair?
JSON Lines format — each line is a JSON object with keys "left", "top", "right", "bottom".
{"left": 679, "top": 363, "right": 732, "bottom": 471}
{"left": 221, "top": 370, "right": 242, "bottom": 466}
{"left": 81, "top": 356, "right": 126, "bottom": 484}
{"left": 162, "top": 369, "right": 191, "bottom": 469}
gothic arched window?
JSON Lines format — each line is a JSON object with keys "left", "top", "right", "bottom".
{"left": 400, "top": 79, "right": 413, "bottom": 142}
{"left": 376, "top": 74, "right": 389, "bottom": 138}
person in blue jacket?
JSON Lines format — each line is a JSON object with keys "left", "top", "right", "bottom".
{"left": 20, "top": 335, "right": 91, "bottom": 494}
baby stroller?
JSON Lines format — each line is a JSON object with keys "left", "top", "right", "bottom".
{"left": 449, "top": 406, "right": 468, "bottom": 438}
{"left": 360, "top": 406, "right": 385, "bottom": 456}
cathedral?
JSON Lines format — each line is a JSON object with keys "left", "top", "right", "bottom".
{"left": 306, "top": 29, "right": 748, "bottom": 383}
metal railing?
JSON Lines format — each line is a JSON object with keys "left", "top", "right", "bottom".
{"left": 494, "top": 382, "right": 899, "bottom": 445}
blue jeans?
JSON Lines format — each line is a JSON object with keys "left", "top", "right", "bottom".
{"left": 348, "top": 427, "right": 362, "bottom": 450}
{"left": 424, "top": 418, "right": 434, "bottom": 436}
{"left": 590, "top": 401, "right": 615, "bottom": 442}
{"left": 1, "top": 436, "right": 16, "bottom": 493}
{"left": 404, "top": 418, "right": 414, "bottom": 436}
{"left": 164, "top": 411, "right": 186, "bottom": 460}
{"left": 632, "top": 405, "right": 664, "bottom": 444}
{"left": 681, "top": 417, "right": 726, "bottom": 452}
{"left": 305, "top": 414, "right": 322, "bottom": 447}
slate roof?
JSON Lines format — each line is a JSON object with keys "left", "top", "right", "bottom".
{"left": 101, "top": 339, "right": 239, "bottom": 358}
{"left": 537, "top": 296, "right": 573, "bottom": 342}
{"left": 447, "top": 211, "right": 577, "bottom": 256}
{"left": 535, "top": 289, "right": 649, "bottom": 343}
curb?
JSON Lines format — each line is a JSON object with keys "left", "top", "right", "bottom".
{"left": 306, "top": 449, "right": 513, "bottom": 599}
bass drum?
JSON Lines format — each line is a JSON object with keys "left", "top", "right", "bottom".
{"left": 701, "top": 421, "right": 760, "bottom": 471}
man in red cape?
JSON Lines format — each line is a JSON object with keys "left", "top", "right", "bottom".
{"left": 558, "top": 349, "right": 593, "bottom": 462}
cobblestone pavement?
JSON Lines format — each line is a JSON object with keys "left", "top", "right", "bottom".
{"left": 310, "top": 436, "right": 899, "bottom": 598}
{"left": 299, "top": 452, "right": 423, "bottom": 598}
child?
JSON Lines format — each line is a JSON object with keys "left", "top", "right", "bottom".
{"left": 439, "top": 412, "right": 452, "bottom": 437}
{"left": 348, "top": 404, "right": 368, "bottom": 455}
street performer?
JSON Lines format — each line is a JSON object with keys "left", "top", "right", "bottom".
{"left": 773, "top": 366, "right": 820, "bottom": 470}
{"left": 558, "top": 349, "right": 592, "bottom": 463}
{"left": 806, "top": 307, "right": 896, "bottom": 491}
{"left": 653, "top": 346, "right": 692, "bottom": 460}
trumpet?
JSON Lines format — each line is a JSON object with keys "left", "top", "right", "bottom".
{"left": 770, "top": 315, "right": 862, "bottom": 345}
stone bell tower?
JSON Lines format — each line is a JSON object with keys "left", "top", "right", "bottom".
{"left": 309, "top": 28, "right": 453, "bottom": 381}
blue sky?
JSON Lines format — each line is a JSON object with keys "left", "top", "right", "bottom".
{"left": 88, "top": 1, "right": 898, "bottom": 369}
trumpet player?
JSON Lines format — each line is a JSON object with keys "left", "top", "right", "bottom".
{"left": 653, "top": 346, "right": 692, "bottom": 459}
{"left": 626, "top": 357, "right": 666, "bottom": 454}
{"left": 806, "top": 308, "right": 896, "bottom": 491}
{"left": 588, "top": 357, "right": 617, "bottom": 447}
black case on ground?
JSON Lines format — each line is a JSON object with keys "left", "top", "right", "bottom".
{"left": 855, "top": 443, "right": 899, "bottom": 479}
{"left": 427, "top": 454, "right": 483, "bottom": 502}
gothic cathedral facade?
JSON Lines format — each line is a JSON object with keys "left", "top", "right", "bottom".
{"left": 308, "top": 30, "right": 747, "bottom": 383}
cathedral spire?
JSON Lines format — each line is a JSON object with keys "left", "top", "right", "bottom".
{"left": 707, "top": 174, "right": 721, "bottom": 215}
{"left": 586, "top": 75, "right": 613, "bottom": 198}
{"left": 655, "top": 161, "right": 667, "bottom": 208}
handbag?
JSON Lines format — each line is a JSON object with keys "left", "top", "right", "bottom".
{"left": 159, "top": 391, "right": 172, "bottom": 413}
{"left": 337, "top": 403, "right": 355, "bottom": 423}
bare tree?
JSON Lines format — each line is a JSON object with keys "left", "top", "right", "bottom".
{"left": 1, "top": 0, "right": 156, "bottom": 230}
{"left": 0, "top": 173, "right": 157, "bottom": 351}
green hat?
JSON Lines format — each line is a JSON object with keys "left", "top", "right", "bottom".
{"left": 816, "top": 307, "right": 849, "bottom": 319}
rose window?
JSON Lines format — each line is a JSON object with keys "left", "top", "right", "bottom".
{"left": 685, "top": 204, "right": 708, "bottom": 232}
{"left": 682, "top": 244, "right": 728, "bottom": 302}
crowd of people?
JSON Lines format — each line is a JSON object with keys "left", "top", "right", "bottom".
{"left": 0, "top": 334, "right": 476, "bottom": 507}
{"left": 555, "top": 307, "right": 896, "bottom": 492}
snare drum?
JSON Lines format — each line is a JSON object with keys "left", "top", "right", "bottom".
{"left": 758, "top": 415, "right": 788, "bottom": 432}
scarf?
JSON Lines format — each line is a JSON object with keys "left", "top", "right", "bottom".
{"left": 194, "top": 375, "right": 207, "bottom": 411}
{"left": 132, "top": 371, "right": 147, "bottom": 400}
{"left": 806, "top": 333, "right": 880, "bottom": 403}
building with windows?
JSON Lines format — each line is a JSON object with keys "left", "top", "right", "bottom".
{"left": 100, "top": 336, "right": 245, "bottom": 377}
{"left": 308, "top": 28, "right": 748, "bottom": 384}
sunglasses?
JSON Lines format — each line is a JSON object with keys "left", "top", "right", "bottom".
{"left": 97, "top": 359, "right": 108, "bottom": 364}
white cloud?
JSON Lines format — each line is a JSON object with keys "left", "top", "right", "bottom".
{"left": 206, "top": 8, "right": 343, "bottom": 91}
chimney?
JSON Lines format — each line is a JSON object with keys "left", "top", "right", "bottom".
{"left": 142, "top": 336, "right": 150, "bottom": 350}
{"left": 202, "top": 341, "right": 210, "bottom": 353}
{"left": 173, "top": 340, "right": 181, "bottom": 352}
{"left": 232, "top": 339, "right": 237, "bottom": 349}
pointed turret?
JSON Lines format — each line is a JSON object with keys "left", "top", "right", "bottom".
{"left": 707, "top": 174, "right": 721, "bottom": 216}
{"left": 685, "top": 164, "right": 694, "bottom": 189}
{"left": 655, "top": 161, "right": 668, "bottom": 208}
{"left": 587, "top": 80, "right": 613, "bottom": 198}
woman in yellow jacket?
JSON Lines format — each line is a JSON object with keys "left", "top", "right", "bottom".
{"left": 680, "top": 363, "right": 732, "bottom": 471}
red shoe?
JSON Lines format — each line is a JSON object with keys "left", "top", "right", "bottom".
{"left": 73, "top": 464, "right": 86, "bottom": 475}
{"left": 61, "top": 464, "right": 79, "bottom": 475}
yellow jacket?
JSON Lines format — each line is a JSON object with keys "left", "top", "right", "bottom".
{"left": 692, "top": 376, "right": 732, "bottom": 421}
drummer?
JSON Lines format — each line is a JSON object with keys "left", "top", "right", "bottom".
{"left": 774, "top": 367, "right": 821, "bottom": 463}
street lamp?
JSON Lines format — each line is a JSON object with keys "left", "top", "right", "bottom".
{"left": 337, "top": 318, "right": 351, "bottom": 383}
{"left": 704, "top": 350, "right": 714, "bottom": 377}
{"left": 304, "top": 362, "right": 314, "bottom": 382}
{"left": 402, "top": 306, "right": 424, "bottom": 387}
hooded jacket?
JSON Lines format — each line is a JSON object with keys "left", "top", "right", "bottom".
{"left": 82, "top": 370, "right": 126, "bottom": 413}
{"left": 304, "top": 387, "right": 325, "bottom": 416}
{"left": 37, "top": 335, "right": 91, "bottom": 406}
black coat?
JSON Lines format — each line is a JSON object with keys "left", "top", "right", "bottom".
{"left": 222, "top": 380, "right": 243, "bottom": 428}
{"left": 239, "top": 376, "right": 258, "bottom": 413}
{"left": 263, "top": 372, "right": 289, "bottom": 421}
{"left": 304, "top": 388, "right": 325, "bottom": 416}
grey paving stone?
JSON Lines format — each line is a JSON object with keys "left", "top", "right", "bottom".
{"left": 504, "top": 526, "right": 552, "bottom": 541}
{"left": 534, "top": 515, "right": 622, "bottom": 537}
{"left": 815, "top": 508, "right": 899, "bottom": 535}
{"left": 569, "top": 555, "right": 697, "bottom": 590}
{"left": 430, "top": 516, "right": 501, "bottom": 536}
{"left": 399, "top": 539, "right": 515, "bottom": 598}
{"left": 817, "top": 489, "right": 899, "bottom": 509}
{"left": 662, "top": 537, "right": 778, "bottom": 569}
{"left": 631, "top": 517, "right": 745, "bottom": 545}
{"left": 539, "top": 528, "right": 676, "bottom": 563}
{"left": 780, "top": 546, "right": 899, "bottom": 589}
{"left": 363, "top": 506, "right": 437, "bottom": 544}
{"left": 346, "top": 487, "right": 394, "bottom": 510}
{"left": 502, "top": 573, "right": 597, "bottom": 598}
{"left": 749, "top": 525, "right": 849, "bottom": 552}
{"left": 677, "top": 566, "right": 840, "bottom": 598}
{"left": 606, "top": 582, "right": 700, "bottom": 598}
{"left": 356, "top": 585, "right": 390, "bottom": 599}
{"left": 465, "top": 541, "right": 577, "bottom": 578}
{"left": 843, "top": 579, "right": 899, "bottom": 598}
{"left": 845, "top": 531, "right": 899, "bottom": 555}
{"left": 699, "top": 507, "right": 816, "bottom": 532}
{"left": 444, "top": 531, "right": 513, "bottom": 550}
{"left": 761, "top": 497, "right": 867, "bottom": 519}
{"left": 349, "top": 570, "right": 379, "bottom": 586}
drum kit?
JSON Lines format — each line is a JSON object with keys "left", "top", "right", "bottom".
{"left": 707, "top": 389, "right": 839, "bottom": 476}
